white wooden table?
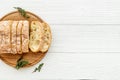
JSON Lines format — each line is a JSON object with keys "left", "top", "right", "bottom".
{"left": 0, "top": 0, "right": 120, "bottom": 80}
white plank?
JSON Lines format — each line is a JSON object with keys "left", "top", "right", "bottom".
{"left": 0, "top": 0, "right": 120, "bottom": 24}
{"left": 49, "top": 24, "right": 120, "bottom": 53}
{"left": 0, "top": 53, "right": 120, "bottom": 80}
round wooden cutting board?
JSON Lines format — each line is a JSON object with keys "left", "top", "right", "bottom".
{"left": 0, "top": 11, "right": 51, "bottom": 68}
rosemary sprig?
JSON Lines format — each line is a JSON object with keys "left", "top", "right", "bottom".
{"left": 15, "top": 57, "right": 29, "bottom": 70}
{"left": 14, "top": 7, "right": 30, "bottom": 19}
{"left": 33, "top": 63, "right": 44, "bottom": 73}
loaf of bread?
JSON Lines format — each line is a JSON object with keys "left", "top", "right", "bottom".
{"left": 0, "top": 20, "right": 51, "bottom": 54}
{"left": 0, "top": 21, "right": 30, "bottom": 54}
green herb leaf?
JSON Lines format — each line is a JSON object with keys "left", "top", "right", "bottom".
{"left": 16, "top": 59, "right": 29, "bottom": 70}
{"left": 14, "top": 7, "right": 30, "bottom": 19}
{"left": 33, "top": 68, "right": 38, "bottom": 73}
{"left": 33, "top": 63, "right": 44, "bottom": 73}
{"left": 38, "top": 63, "right": 44, "bottom": 72}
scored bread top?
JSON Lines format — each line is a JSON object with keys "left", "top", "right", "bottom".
{"left": 11, "top": 21, "right": 18, "bottom": 54}
{"left": 0, "top": 21, "right": 12, "bottom": 53}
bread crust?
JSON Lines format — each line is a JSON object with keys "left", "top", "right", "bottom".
{"left": 16, "top": 21, "right": 22, "bottom": 54}
{"left": 22, "top": 21, "right": 29, "bottom": 53}
{"left": 11, "top": 21, "right": 18, "bottom": 54}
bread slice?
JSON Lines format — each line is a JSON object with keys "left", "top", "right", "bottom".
{"left": 40, "top": 22, "right": 52, "bottom": 52}
{"left": 22, "top": 21, "right": 29, "bottom": 53}
{"left": 29, "top": 21, "right": 52, "bottom": 53}
{"left": 29, "top": 21, "right": 44, "bottom": 52}
{"left": 11, "top": 21, "right": 18, "bottom": 54}
{"left": 16, "top": 21, "right": 22, "bottom": 54}
{"left": 0, "top": 21, "right": 12, "bottom": 53}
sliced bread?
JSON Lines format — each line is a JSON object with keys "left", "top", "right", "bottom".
{"left": 29, "top": 21, "right": 44, "bottom": 52}
{"left": 29, "top": 21, "right": 52, "bottom": 53}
